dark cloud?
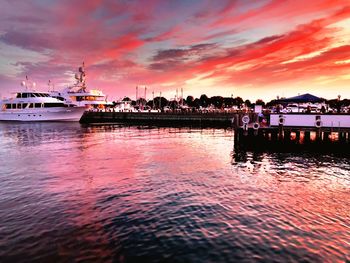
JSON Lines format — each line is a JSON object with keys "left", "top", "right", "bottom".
{"left": 0, "top": 31, "right": 54, "bottom": 52}
{"left": 150, "top": 43, "right": 217, "bottom": 70}
{"left": 152, "top": 49, "right": 189, "bottom": 61}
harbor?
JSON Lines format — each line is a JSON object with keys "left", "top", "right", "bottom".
{"left": 1, "top": 1, "right": 350, "bottom": 262}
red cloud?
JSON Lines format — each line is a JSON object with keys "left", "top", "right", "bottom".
{"left": 105, "top": 33, "right": 145, "bottom": 58}
{"left": 1, "top": 1, "right": 350, "bottom": 99}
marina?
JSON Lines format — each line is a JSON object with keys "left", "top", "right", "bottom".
{"left": 1, "top": 1, "right": 350, "bottom": 262}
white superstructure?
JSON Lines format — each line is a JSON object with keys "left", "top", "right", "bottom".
{"left": 50, "top": 63, "right": 112, "bottom": 109}
{"left": 0, "top": 90, "right": 85, "bottom": 122}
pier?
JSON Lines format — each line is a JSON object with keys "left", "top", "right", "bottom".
{"left": 79, "top": 111, "right": 256, "bottom": 127}
{"left": 80, "top": 111, "right": 350, "bottom": 151}
{"left": 233, "top": 113, "right": 350, "bottom": 153}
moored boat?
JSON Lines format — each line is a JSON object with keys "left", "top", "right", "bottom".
{"left": 0, "top": 89, "right": 85, "bottom": 122}
{"left": 50, "top": 63, "right": 112, "bottom": 109}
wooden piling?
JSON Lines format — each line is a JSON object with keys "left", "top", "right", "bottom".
{"left": 304, "top": 131, "right": 311, "bottom": 143}
{"left": 295, "top": 131, "right": 301, "bottom": 143}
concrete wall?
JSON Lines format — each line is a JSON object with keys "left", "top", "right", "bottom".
{"left": 271, "top": 114, "right": 350, "bottom": 128}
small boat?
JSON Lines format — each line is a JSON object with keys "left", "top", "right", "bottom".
{"left": 0, "top": 80, "right": 85, "bottom": 122}
{"left": 50, "top": 63, "right": 113, "bottom": 109}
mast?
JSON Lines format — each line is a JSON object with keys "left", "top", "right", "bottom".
{"left": 159, "top": 92, "right": 162, "bottom": 109}
{"left": 136, "top": 86, "right": 138, "bottom": 105}
{"left": 181, "top": 88, "right": 183, "bottom": 106}
{"left": 74, "top": 62, "right": 87, "bottom": 92}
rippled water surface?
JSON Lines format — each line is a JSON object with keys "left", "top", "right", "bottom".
{"left": 0, "top": 122, "right": 349, "bottom": 262}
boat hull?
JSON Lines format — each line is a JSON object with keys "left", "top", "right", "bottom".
{"left": 0, "top": 107, "right": 85, "bottom": 122}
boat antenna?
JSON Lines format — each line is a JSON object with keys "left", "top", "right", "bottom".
{"left": 21, "top": 76, "right": 29, "bottom": 90}
{"left": 48, "top": 80, "right": 55, "bottom": 92}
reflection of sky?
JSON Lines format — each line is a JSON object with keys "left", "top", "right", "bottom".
{"left": 0, "top": 1, "right": 350, "bottom": 100}
{"left": 0, "top": 124, "right": 349, "bottom": 260}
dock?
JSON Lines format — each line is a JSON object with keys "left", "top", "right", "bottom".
{"left": 80, "top": 111, "right": 350, "bottom": 151}
{"left": 79, "top": 111, "right": 256, "bottom": 127}
{"left": 233, "top": 113, "right": 350, "bottom": 153}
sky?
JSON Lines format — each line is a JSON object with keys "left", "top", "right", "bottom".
{"left": 0, "top": 0, "right": 350, "bottom": 101}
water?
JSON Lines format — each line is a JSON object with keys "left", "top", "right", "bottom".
{"left": 0, "top": 122, "right": 349, "bottom": 262}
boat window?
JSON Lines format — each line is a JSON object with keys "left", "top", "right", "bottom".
{"left": 43, "top": 103, "right": 65, "bottom": 108}
{"left": 29, "top": 103, "right": 34, "bottom": 108}
{"left": 22, "top": 93, "right": 28, "bottom": 98}
{"left": 17, "top": 104, "right": 22, "bottom": 109}
{"left": 11, "top": 104, "right": 16, "bottom": 109}
{"left": 35, "top": 103, "right": 42, "bottom": 108}
{"left": 16, "top": 93, "right": 22, "bottom": 98}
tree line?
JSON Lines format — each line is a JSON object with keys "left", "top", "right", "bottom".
{"left": 115, "top": 95, "right": 350, "bottom": 110}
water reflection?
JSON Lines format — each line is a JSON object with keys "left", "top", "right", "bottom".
{"left": 0, "top": 123, "right": 349, "bottom": 262}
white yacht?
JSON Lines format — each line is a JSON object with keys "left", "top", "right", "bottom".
{"left": 50, "top": 63, "right": 112, "bottom": 109}
{"left": 0, "top": 82, "right": 85, "bottom": 122}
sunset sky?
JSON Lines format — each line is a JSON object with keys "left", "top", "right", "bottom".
{"left": 0, "top": 0, "right": 350, "bottom": 101}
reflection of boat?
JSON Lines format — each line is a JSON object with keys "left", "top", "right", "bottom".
{"left": 0, "top": 121, "right": 82, "bottom": 147}
{"left": 0, "top": 80, "right": 85, "bottom": 121}
{"left": 50, "top": 63, "right": 112, "bottom": 109}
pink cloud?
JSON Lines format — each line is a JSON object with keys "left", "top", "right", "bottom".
{"left": 0, "top": 1, "right": 350, "bottom": 100}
